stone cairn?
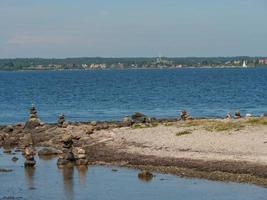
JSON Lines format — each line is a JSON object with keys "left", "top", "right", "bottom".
{"left": 57, "top": 135, "right": 75, "bottom": 167}
{"left": 22, "top": 128, "right": 36, "bottom": 167}
{"left": 58, "top": 113, "right": 65, "bottom": 128}
{"left": 24, "top": 145, "right": 36, "bottom": 167}
{"left": 180, "top": 110, "right": 192, "bottom": 120}
{"left": 74, "top": 147, "right": 88, "bottom": 166}
{"left": 24, "top": 104, "right": 41, "bottom": 129}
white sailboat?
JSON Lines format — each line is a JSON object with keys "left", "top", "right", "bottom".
{"left": 242, "top": 61, "right": 247, "bottom": 68}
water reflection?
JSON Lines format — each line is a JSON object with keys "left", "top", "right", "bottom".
{"left": 24, "top": 167, "right": 35, "bottom": 189}
{"left": 77, "top": 165, "right": 88, "bottom": 186}
{"left": 61, "top": 166, "right": 74, "bottom": 200}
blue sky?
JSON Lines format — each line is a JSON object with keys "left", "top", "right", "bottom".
{"left": 0, "top": 0, "right": 266, "bottom": 58}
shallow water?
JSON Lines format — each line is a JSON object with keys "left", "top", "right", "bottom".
{"left": 0, "top": 149, "right": 267, "bottom": 200}
{"left": 1, "top": 68, "right": 267, "bottom": 124}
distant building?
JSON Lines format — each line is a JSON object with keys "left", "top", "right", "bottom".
{"left": 259, "top": 59, "right": 267, "bottom": 65}
{"left": 233, "top": 60, "right": 241, "bottom": 65}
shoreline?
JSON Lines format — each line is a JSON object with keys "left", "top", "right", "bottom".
{"left": 1, "top": 116, "right": 267, "bottom": 187}
{"left": 0, "top": 66, "right": 267, "bottom": 72}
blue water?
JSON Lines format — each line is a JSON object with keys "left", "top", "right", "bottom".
{"left": 0, "top": 149, "right": 267, "bottom": 200}
{"left": 0, "top": 68, "right": 267, "bottom": 124}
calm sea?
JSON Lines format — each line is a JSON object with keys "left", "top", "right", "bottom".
{"left": 0, "top": 68, "right": 267, "bottom": 124}
{"left": 0, "top": 149, "right": 266, "bottom": 200}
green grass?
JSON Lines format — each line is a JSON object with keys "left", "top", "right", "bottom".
{"left": 132, "top": 123, "right": 158, "bottom": 129}
{"left": 181, "top": 119, "right": 245, "bottom": 132}
{"left": 245, "top": 117, "right": 267, "bottom": 125}
{"left": 176, "top": 130, "right": 192, "bottom": 136}
{"left": 204, "top": 121, "right": 244, "bottom": 132}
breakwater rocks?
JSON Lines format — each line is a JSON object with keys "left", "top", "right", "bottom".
{"left": 0, "top": 110, "right": 174, "bottom": 149}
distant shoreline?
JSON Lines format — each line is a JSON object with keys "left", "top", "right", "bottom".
{"left": 1, "top": 56, "right": 267, "bottom": 71}
{"left": 1, "top": 65, "right": 267, "bottom": 72}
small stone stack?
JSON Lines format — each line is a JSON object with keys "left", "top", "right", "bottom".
{"left": 24, "top": 145, "right": 36, "bottom": 167}
{"left": 57, "top": 135, "right": 75, "bottom": 166}
{"left": 74, "top": 147, "right": 88, "bottom": 166}
{"left": 24, "top": 104, "right": 41, "bottom": 129}
{"left": 180, "top": 110, "right": 192, "bottom": 120}
{"left": 57, "top": 113, "right": 65, "bottom": 128}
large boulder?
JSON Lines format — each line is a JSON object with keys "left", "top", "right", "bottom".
{"left": 131, "top": 112, "right": 148, "bottom": 124}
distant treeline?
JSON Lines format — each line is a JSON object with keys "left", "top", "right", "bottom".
{"left": 0, "top": 56, "right": 266, "bottom": 70}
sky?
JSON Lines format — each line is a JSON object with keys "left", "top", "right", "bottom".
{"left": 0, "top": 0, "right": 266, "bottom": 58}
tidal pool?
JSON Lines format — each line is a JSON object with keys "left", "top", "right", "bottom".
{"left": 0, "top": 148, "right": 267, "bottom": 200}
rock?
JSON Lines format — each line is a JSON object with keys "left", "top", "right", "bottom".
{"left": 62, "top": 122, "right": 69, "bottom": 128}
{"left": 62, "top": 134, "right": 73, "bottom": 143}
{"left": 3, "top": 149, "right": 12, "bottom": 154}
{"left": 57, "top": 158, "right": 68, "bottom": 166}
{"left": 131, "top": 112, "right": 147, "bottom": 123}
{"left": 72, "top": 132, "right": 83, "bottom": 140}
{"left": 20, "top": 134, "right": 34, "bottom": 146}
{"left": 65, "top": 151, "right": 76, "bottom": 161}
{"left": 0, "top": 168, "right": 13, "bottom": 173}
{"left": 122, "top": 116, "right": 132, "bottom": 126}
{"left": 138, "top": 171, "right": 153, "bottom": 181}
{"left": 24, "top": 119, "right": 41, "bottom": 129}
{"left": 12, "top": 156, "right": 19, "bottom": 162}
{"left": 3, "top": 125, "right": 13, "bottom": 133}
{"left": 85, "top": 125, "right": 94, "bottom": 135}
{"left": 91, "top": 121, "right": 97, "bottom": 126}
{"left": 38, "top": 147, "right": 60, "bottom": 156}
{"left": 24, "top": 160, "right": 36, "bottom": 167}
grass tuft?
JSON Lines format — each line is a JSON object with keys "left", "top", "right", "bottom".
{"left": 176, "top": 130, "right": 192, "bottom": 136}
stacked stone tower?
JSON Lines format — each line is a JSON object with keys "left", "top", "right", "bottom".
{"left": 24, "top": 104, "right": 41, "bottom": 129}
{"left": 57, "top": 135, "right": 75, "bottom": 167}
